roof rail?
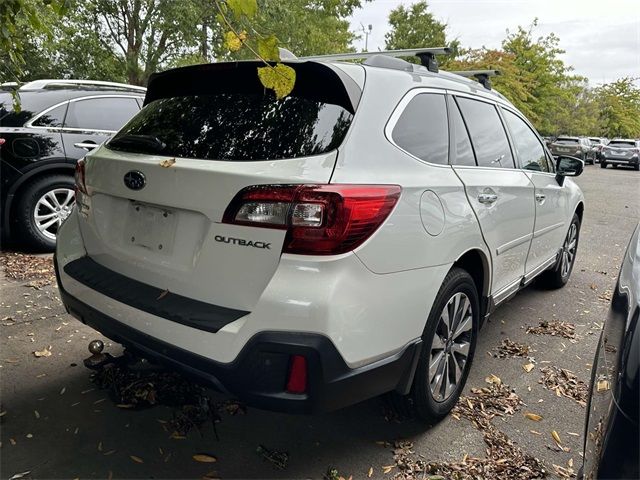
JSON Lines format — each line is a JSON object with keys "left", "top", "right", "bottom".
{"left": 19, "top": 79, "right": 147, "bottom": 92}
{"left": 449, "top": 70, "right": 501, "bottom": 90}
{"left": 300, "top": 47, "right": 453, "bottom": 73}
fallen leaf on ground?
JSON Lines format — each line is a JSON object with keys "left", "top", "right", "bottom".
{"left": 527, "top": 320, "right": 575, "bottom": 339}
{"left": 130, "top": 455, "right": 144, "bottom": 463}
{"left": 33, "top": 347, "right": 52, "bottom": 358}
{"left": 539, "top": 366, "right": 588, "bottom": 406}
{"left": 367, "top": 467, "right": 373, "bottom": 478}
{"left": 193, "top": 454, "right": 217, "bottom": 463}
{"left": 522, "top": 363, "right": 535, "bottom": 373}
{"left": 524, "top": 412, "right": 543, "bottom": 421}
{"left": 552, "top": 430, "right": 562, "bottom": 445}
{"left": 492, "top": 339, "right": 530, "bottom": 358}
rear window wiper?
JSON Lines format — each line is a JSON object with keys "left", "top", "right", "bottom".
{"left": 108, "top": 134, "right": 166, "bottom": 153}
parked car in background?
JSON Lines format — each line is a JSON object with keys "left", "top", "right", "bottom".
{"left": 581, "top": 223, "right": 639, "bottom": 479}
{"left": 600, "top": 139, "right": 640, "bottom": 171}
{"left": 55, "top": 50, "right": 585, "bottom": 422}
{"left": 0, "top": 79, "right": 146, "bottom": 250}
{"left": 588, "top": 137, "right": 607, "bottom": 162}
{"left": 549, "top": 136, "right": 596, "bottom": 164}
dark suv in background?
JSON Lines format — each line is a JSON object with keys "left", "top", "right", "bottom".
{"left": 0, "top": 80, "right": 145, "bottom": 250}
{"left": 549, "top": 136, "right": 596, "bottom": 164}
{"left": 600, "top": 138, "right": 640, "bottom": 171}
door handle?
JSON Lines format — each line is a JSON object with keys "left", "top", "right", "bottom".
{"left": 74, "top": 142, "right": 98, "bottom": 150}
{"left": 535, "top": 193, "right": 546, "bottom": 203}
{"left": 478, "top": 193, "right": 498, "bottom": 204}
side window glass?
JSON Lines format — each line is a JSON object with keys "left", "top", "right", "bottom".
{"left": 456, "top": 97, "right": 514, "bottom": 168}
{"left": 32, "top": 103, "right": 67, "bottom": 127}
{"left": 391, "top": 93, "right": 448, "bottom": 165}
{"left": 449, "top": 99, "right": 476, "bottom": 166}
{"left": 502, "top": 109, "right": 550, "bottom": 172}
{"left": 65, "top": 97, "right": 140, "bottom": 131}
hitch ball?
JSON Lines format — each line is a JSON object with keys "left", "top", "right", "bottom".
{"left": 88, "top": 339, "right": 104, "bottom": 355}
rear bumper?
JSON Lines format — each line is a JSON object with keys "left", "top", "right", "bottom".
{"left": 602, "top": 157, "right": 638, "bottom": 166}
{"left": 55, "top": 258, "right": 422, "bottom": 413}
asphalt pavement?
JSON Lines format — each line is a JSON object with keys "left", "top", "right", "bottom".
{"left": 1, "top": 165, "right": 638, "bottom": 479}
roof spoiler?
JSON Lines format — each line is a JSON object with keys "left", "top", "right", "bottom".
{"left": 300, "top": 47, "right": 453, "bottom": 73}
{"left": 449, "top": 70, "right": 501, "bottom": 90}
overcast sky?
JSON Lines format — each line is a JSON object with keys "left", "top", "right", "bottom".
{"left": 348, "top": 0, "right": 640, "bottom": 86}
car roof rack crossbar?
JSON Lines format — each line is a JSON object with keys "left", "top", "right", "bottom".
{"left": 301, "top": 47, "right": 453, "bottom": 73}
{"left": 19, "top": 79, "right": 147, "bottom": 92}
{"left": 449, "top": 70, "right": 501, "bottom": 90}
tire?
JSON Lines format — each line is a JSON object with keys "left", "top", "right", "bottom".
{"left": 391, "top": 267, "right": 479, "bottom": 424}
{"left": 15, "top": 175, "right": 76, "bottom": 252}
{"left": 537, "top": 213, "right": 580, "bottom": 289}
{"left": 600, "top": 161, "right": 607, "bottom": 169}
{"left": 634, "top": 164, "right": 639, "bottom": 171}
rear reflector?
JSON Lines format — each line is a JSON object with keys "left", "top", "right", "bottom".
{"left": 223, "top": 184, "right": 401, "bottom": 255}
{"left": 286, "top": 355, "right": 307, "bottom": 394}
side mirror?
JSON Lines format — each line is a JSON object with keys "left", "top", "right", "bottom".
{"left": 555, "top": 156, "right": 584, "bottom": 185}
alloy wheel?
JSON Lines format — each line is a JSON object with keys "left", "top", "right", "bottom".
{"left": 34, "top": 188, "right": 75, "bottom": 240}
{"left": 428, "top": 292, "right": 473, "bottom": 402}
{"left": 561, "top": 222, "right": 578, "bottom": 278}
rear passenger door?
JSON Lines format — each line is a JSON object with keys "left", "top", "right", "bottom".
{"left": 501, "top": 107, "right": 568, "bottom": 278}
{"left": 448, "top": 94, "right": 535, "bottom": 302}
{"left": 61, "top": 96, "right": 141, "bottom": 161}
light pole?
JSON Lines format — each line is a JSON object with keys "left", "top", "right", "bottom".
{"left": 360, "top": 23, "right": 372, "bottom": 52}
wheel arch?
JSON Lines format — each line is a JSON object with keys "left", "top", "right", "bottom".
{"left": 451, "top": 248, "right": 491, "bottom": 323}
{"left": 4, "top": 163, "right": 75, "bottom": 236}
{"left": 575, "top": 201, "right": 584, "bottom": 224}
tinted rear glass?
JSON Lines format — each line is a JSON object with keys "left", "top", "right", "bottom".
{"left": 108, "top": 93, "right": 353, "bottom": 161}
{"left": 555, "top": 138, "right": 579, "bottom": 144}
{"left": 608, "top": 141, "right": 635, "bottom": 147}
{"left": 391, "top": 93, "right": 448, "bottom": 164}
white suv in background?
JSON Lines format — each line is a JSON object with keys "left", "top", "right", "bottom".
{"left": 55, "top": 50, "right": 585, "bottom": 422}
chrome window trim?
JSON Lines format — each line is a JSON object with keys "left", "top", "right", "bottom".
{"left": 383, "top": 87, "right": 451, "bottom": 168}
{"left": 25, "top": 94, "right": 142, "bottom": 130}
{"left": 24, "top": 99, "right": 70, "bottom": 128}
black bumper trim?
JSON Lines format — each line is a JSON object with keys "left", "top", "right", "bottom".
{"left": 56, "top": 257, "right": 422, "bottom": 413}
{"left": 63, "top": 256, "right": 249, "bottom": 334}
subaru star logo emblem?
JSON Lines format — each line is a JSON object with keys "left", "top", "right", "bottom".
{"left": 124, "top": 170, "right": 146, "bottom": 190}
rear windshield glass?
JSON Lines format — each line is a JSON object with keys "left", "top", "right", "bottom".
{"left": 108, "top": 93, "right": 353, "bottom": 160}
{"left": 608, "top": 141, "right": 635, "bottom": 147}
{"left": 555, "top": 138, "right": 579, "bottom": 144}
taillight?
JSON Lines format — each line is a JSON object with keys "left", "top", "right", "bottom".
{"left": 0, "top": 138, "right": 5, "bottom": 147}
{"left": 75, "top": 158, "right": 87, "bottom": 194}
{"left": 223, "top": 184, "right": 401, "bottom": 255}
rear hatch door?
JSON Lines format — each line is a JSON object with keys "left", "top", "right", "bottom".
{"left": 77, "top": 61, "right": 361, "bottom": 312}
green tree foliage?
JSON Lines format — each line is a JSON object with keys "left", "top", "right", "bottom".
{"left": 0, "top": 0, "right": 67, "bottom": 83}
{"left": 595, "top": 78, "right": 640, "bottom": 138}
{"left": 384, "top": 1, "right": 459, "bottom": 65}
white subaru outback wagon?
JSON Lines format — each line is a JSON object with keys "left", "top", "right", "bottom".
{"left": 55, "top": 49, "right": 585, "bottom": 422}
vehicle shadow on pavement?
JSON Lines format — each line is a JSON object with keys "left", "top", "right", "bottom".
{"left": 2, "top": 356, "right": 447, "bottom": 479}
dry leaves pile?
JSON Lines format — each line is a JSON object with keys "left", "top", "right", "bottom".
{"left": 526, "top": 320, "right": 576, "bottom": 339}
{"left": 92, "top": 363, "right": 205, "bottom": 408}
{"left": 390, "top": 381, "right": 547, "bottom": 480}
{"left": 0, "top": 252, "right": 55, "bottom": 287}
{"left": 492, "top": 338, "right": 531, "bottom": 358}
{"left": 539, "top": 366, "right": 588, "bottom": 407}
